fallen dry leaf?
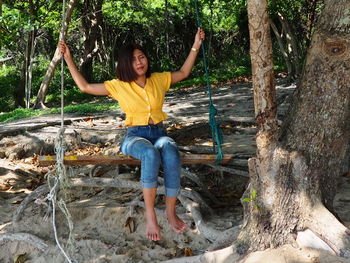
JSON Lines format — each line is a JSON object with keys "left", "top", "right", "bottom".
{"left": 184, "top": 247, "right": 193, "bottom": 257}
{"left": 125, "top": 216, "right": 136, "bottom": 233}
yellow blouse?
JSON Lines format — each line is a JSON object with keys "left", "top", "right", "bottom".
{"left": 104, "top": 72, "right": 171, "bottom": 126}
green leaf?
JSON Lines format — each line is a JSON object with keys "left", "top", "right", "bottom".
{"left": 251, "top": 189, "right": 257, "bottom": 199}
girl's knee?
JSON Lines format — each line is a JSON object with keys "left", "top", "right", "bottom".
{"left": 143, "top": 147, "right": 161, "bottom": 161}
{"left": 155, "top": 136, "right": 178, "bottom": 150}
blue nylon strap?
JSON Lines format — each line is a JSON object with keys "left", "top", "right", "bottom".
{"left": 194, "top": 0, "right": 223, "bottom": 164}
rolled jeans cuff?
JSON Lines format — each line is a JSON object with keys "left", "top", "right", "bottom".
{"left": 166, "top": 187, "right": 180, "bottom": 197}
{"left": 142, "top": 181, "right": 158, "bottom": 189}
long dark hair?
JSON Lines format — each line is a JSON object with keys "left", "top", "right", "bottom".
{"left": 116, "top": 43, "right": 151, "bottom": 82}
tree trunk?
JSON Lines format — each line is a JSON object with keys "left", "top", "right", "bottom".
{"left": 80, "top": 0, "right": 103, "bottom": 82}
{"left": 14, "top": 0, "right": 35, "bottom": 109}
{"left": 164, "top": 0, "right": 170, "bottom": 58}
{"left": 277, "top": 12, "right": 301, "bottom": 79}
{"left": 14, "top": 62, "right": 26, "bottom": 108}
{"left": 26, "top": 30, "right": 36, "bottom": 108}
{"left": 33, "top": 0, "right": 77, "bottom": 109}
{"left": 238, "top": 0, "right": 350, "bottom": 257}
{"left": 270, "top": 19, "right": 293, "bottom": 79}
{"left": 24, "top": 29, "right": 36, "bottom": 108}
{"left": 306, "top": 0, "right": 318, "bottom": 47}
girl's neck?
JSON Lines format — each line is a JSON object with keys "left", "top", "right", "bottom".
{"left": 134, "top": 75, "right": 146, "bottom": 88}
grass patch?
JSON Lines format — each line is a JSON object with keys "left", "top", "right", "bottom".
{"left": 0, "top": 103, "right": 119, "bottom": 123}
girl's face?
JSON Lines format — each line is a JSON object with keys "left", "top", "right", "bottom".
{"left": 132, "top": 49, "right": 148, "bottom": 78}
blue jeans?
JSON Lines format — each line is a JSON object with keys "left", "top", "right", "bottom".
{"left": 121, "top": 124, "right": 181, "bottom": 197}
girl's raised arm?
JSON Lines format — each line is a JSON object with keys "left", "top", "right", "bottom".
{"left": 171, "top": 28, "right": 205, "bottom": 85}
{"left": 59, "top": 40, "right": 109, "bottom": 96}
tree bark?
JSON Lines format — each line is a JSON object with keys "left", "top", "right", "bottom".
{"left": 14, "top": 62, "right": 26, "bottom": 108}
{"left": 280, "top": 0, "right": 350, "bottom": 211}
{"left": 80, "top": 0, "right": 103, "bottom": 82}
{"left": 14, "top": 0, "right": 36, "bottom": 109}
{"left": 164, "top": 0, "right": 170, "bottom": 58}
{"left": 237, "top": 0, "right": 350, "bottom": 258}
{"left": 306, "top": 0, "right": 319, "bottom": 46}
{"left": 25, "top": 0, "right": 36, "bottom": 108}
{"left": 33, "top": 0, "right": 77, "bottom": 109}
{"left": 26, "top": 29, "right": 36, "bottom": 108}
{"left": 270, "top": 19, "right": 293, "bottom": 78}
{"left": 277, "top": 12, "right": 301, "bottom": 78}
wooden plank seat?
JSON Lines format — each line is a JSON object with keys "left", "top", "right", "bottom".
{"left": 38, "top": 154, "right": 233, "bottom": 166}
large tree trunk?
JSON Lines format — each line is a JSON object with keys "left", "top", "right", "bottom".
{"left": 238, "top": 0, "right": 350, "bottom": 257}
{"left": 33, "top": 0, "right": 77, "bottom": 109}
{"left": 80, "top": 0, "right": 103, "bottom": 82}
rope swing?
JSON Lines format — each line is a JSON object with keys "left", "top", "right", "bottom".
{"left": 44, "top": 0, "right": 76, "bottom": 262}
{"left": 193, "top": 0, "right": 224, "bottom": 164}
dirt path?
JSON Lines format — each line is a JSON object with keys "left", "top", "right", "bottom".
{"left": 1, "top": 80, "right": 349, "bottom": 263}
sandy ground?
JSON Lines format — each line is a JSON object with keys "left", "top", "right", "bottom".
{"left": 1, "top": 80, "right": 350, "bottom": 263}
{"left": 0, "top": 158, "right": 237, "bottom": 263}
{"left": 2, "top": 160, "right": 349, "bottom": 263}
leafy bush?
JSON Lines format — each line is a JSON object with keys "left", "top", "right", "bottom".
{"left": 0, "top": 65, "right": 19, "bottom": 112}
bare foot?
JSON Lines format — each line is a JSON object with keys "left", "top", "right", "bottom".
{"left": 145, "top": 209, "right": 161, "bottom": 241}
{"left": 167, "top": 213, "right": 188, "bottom": 233}
{"left": 166, "top": 196, "right": 187, "bottom": 233}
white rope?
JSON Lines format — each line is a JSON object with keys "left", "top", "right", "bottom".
{"left": 43, "top": 1, "right": 77, "bottom": 262}
{"left": 48, "top": 178, "right": 74, "bottom": 263}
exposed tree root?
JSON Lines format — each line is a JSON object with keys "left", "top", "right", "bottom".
{"left": 69, "top": 177, "right": 141, "bottom": 189}
{"left": 0, "top": 232, "right": 50, "bottom": 251}
{"left": 13, "top": 166, "right": 232, "bottom": 258}
{"left": 14, "top": 177, "right": 214, "bottom": 225}
{"left": 181, "top": 168, "right": 220, "bottom": 204}
{"left": 178, "top": 196, "right": 221, "bottom": 242}
{"left": 207, "top": 225, "right": 241, "bottom": 251}
{"left": 70, "top": 177, "right": 212, "bottom": 212}
{"left": 302, "top": 202, "right": 350, "bottom": 257}
{"left": 296, "top": 229, "right": 335, "bottom": 253}
{"left": 180, "top": 188, "right": 214, "bottom": 216}
{"left": 161, "top": 245, "right": 242, "bottom": 263}
{"left": 13, "top": 184, "right": 49, "bottom": 222}
{"left": 207, "top": 164, "right": 249, "bottom": 178}
{"left": 178, "top": 145, "right": 216, "bottom": 154}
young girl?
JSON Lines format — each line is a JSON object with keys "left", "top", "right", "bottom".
{"left": 59, "top": 28, "right": 205, "bottom": 241}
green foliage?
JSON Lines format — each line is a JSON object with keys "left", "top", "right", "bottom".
{"left": 45, "top": 86, "right": 96, "bottom": 106}
{"left": 242, "top": 189, "right": 259, "bottom": 210}
{"left": 0, "top": 103, "right": 119, "bottom": 123}
{"left": 0, "top": 65, "right": 19, "bottom": 112}
{"left": 0, "top": 6, "right": 29, "bottom": 48}
{"left": 268, "top": 0, "right": 324, "bottom": 58}
{"left": 0, "top": 0, "right": 318, "bottom": 114}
